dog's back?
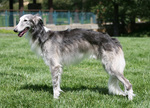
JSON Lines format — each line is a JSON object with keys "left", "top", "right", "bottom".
{"left": 52, "top": 29, "right": 122, "bottom": 52}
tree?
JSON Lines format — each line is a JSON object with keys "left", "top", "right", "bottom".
{"left": 92, "top": 0, "right": 150, "bottom": 35}
{"left": 91, "top": 0, "right": 121, "bottom": 36}
{"left": 43, "top": 0, "right": 73, "bottom": 10}
{"left": 113, "top": 1, "right": 119, "bottom": 36}
{"left": 19, "top": 0, "right": 24, "bottom": 17}
{"left": 48, "top": 0, "right": 53, "bottom": 24}
{"left": 9, "top": 0, "right": 14, "bottom": 26}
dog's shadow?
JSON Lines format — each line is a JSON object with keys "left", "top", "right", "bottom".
{"left": 20, "top": 84, "right": 53, "bottom": 93}
{"left": 20, "top": 84, "right": 108, "bottom": 95}
{"left": 63, "top": 86, "right": 108, "bottom": 95}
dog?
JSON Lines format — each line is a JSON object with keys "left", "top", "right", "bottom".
{"left": 14, "top": 14, "right": 135, "bottom": 100}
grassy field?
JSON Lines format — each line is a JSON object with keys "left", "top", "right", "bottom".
{"left": 0, "top": 33, "right": 150, "bottom": 108}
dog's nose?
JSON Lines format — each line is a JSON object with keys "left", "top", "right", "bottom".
{"left": 13, "top": 28, "right": 18, "bottom": 32}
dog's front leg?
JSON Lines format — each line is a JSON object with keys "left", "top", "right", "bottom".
{"left": 50, "top": 64, "right": 63, "bottom": 99}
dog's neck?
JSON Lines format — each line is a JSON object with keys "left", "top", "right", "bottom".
{"left": 25, "top": 22, "right": 50, "bottom": 57}
{"left": 30, "top": 22, "right": 46, "bottom": 41}
{"left": 28, "top": 21, "right": 51, "bottom": 43}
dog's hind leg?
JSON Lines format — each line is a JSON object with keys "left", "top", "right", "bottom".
{"left": 50, "top": 64, "right": 63, "bottom": 99}
{"left": 108, "top": 75, "right": 126, "bottom": 96}
{"left": 101, "top": 48, "right": 135, "bottom": 100}
{"left": 116, "top": 74, "right": 135, "bottom": 100}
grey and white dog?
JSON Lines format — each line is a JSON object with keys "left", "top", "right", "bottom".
{"left": 14, "top": 14, "right": 135, "bottom": 100}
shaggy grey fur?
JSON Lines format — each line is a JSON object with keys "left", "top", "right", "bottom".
{"left": 14, "top": 14, "right": 135, "bottom": 100}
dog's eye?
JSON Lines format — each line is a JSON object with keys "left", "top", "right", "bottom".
{"left": 24, "top": 19, "right": 27, "bottom": 22}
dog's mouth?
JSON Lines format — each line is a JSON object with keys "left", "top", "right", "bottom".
{"left": 18, "top": 27, "right": 29, "bottom": 37}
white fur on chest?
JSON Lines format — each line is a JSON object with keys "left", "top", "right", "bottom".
{"left": 25, "top": 27, "right": 50, "bottom": 57}
{"left": 25, "top": 31, "right": 42, "bottom": 57}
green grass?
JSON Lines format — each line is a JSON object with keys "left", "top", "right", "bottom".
{"left": 0, "top": 33, "right": 150, "bottom": 108}
{"left": 0, "top": 29, "right": 16, "bottom": 34}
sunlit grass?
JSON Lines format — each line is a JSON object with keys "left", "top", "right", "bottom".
{"left": 0, "top": 34, "right": 150, "bottom": 107}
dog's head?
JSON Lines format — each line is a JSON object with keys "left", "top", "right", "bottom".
{"left": 14, "top": 14, "right": 42, "bottom": 37}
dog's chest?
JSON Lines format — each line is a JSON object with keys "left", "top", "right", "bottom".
{"left": 25, "top": 32, "right": 42, "bottom": 57}
{"left": 31, "top": 40, "right": 42, "bottom": 57}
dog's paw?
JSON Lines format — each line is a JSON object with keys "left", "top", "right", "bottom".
{"left": 127, "top": 89, "right": 136, "bottom": 100}
{"left": 119, "top": 92, "right": 127, "bottom": 96}
{"left": 54, "top": 95, "right": 59, "bottom": 99}
{"left": 58, "top": 89, "right": 64, "bottom": 92}
{"left": 53, "top": 90, "right": 60, "bottom": 99}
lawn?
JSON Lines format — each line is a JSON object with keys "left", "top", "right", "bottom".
{"left": 0, "top": 33, "right": 150, "bottom": 108}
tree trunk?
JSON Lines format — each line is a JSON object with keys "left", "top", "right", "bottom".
{"left": 48, "top": 0, "right": 53, "bottom": 24}
{"left": 33, "top": 0, "right": 36, "bottom": 4}
{"left": 130, "top": 16, "right": 135, "bottom": 32}
{"left": 121, "top": 15, "right": 126, "bottom": 34}
{"left": 9, "top": 0, "right": 14, "bottom": 26}
{"left": 113, "top": 2, "right": 119, "bottom": 36}
{"left": 19, "top": 0, "right": 24, "bottom": 17}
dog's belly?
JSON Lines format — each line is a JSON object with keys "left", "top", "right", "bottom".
{"left": 61, "top": 49, "right": 94, "bottom": 65}
{"left": 60, "top": 41, "right": 98, "bottom": 66}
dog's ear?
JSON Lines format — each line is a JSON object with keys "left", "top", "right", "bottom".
{"left": 32, "top": 14, "right": 43, "bottom": 25}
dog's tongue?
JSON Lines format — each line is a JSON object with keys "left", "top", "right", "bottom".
{"left": 18, "top": 28, "right": 28, "bottom": 37}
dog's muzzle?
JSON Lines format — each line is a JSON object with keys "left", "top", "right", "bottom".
{"left": 13, "top": 27, "right": 29, "bottom": 37}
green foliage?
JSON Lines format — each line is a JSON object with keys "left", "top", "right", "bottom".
{"left": 0, "top": 0, "right": 9, "bottom": 10}
{"left": 42, "top": 0, "right": 73, "bottom": 10}
{"left": 0, "top": 34, "right": 150, "bottom": 107}
{"left": 0, "top": 0, "right": 19, "bottom": 10}
{"left": 0, "top": 0, "right": 7, "bottom": 3}
{"left": 91, "top": 0, "right": 150, "bottom": 35}
{"left": 91, "top": 0, "right": 150, "bottom": 24}
{"left": 42, "top": 0, "right": 97, "bottom": 11}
